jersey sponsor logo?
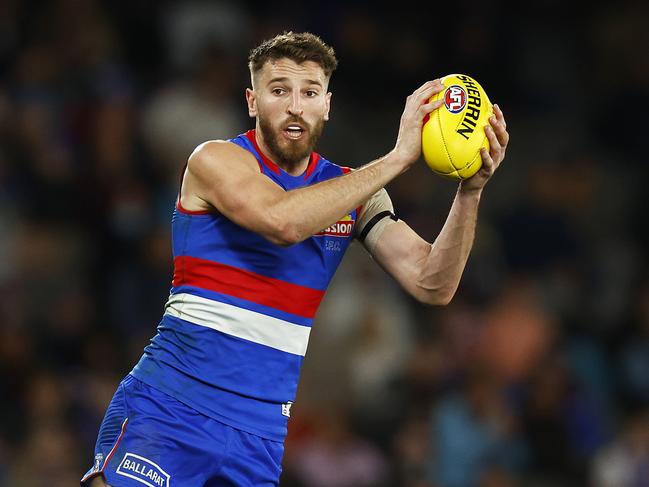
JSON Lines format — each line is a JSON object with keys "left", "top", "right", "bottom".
{"left": 116, "top": 452, "right": 171, "bottom": 487}
{"left": 315, "top": 214, "right": 355, "bottom": 238}
{"left": 445, "top": 85, "right": 467, "bottom": 114}
{"left": 281, "top": 401, "right": 293, "bottom": 418}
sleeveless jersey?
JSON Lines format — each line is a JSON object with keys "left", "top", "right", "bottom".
{"left": 131, "top": 130, "right": 358, "bottom": 441}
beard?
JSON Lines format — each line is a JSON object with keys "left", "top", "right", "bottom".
{"left": 258, "top": 113, "right": 325, "bottom": 170}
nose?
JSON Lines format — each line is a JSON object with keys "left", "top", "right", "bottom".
{"left": 287, "top": 91, "right": 303, "bottom": 116}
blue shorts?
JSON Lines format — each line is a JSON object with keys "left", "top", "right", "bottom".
{"left": 81, "top": 375, "right": 284, "bottom": 486}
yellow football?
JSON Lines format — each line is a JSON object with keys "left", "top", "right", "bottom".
{"left": 422, "top": 74, "right": 493, "bottom": 180}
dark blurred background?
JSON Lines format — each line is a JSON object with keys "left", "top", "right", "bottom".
{"left": 1, "top": 0, "right": 648, "bottom": 486}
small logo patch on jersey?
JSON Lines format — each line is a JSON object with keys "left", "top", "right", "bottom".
{"left": 445, "top": 85, "right": 467, "bottom": 113}
{"left": 90, "top": 453, "right": 104, "bottom": 474}
{"left": 116, "top": 452, "right": 170, "bottom": 487}
{"left": 282, "top": 401, "right": 293, "bottom": 418}
{"left": 325, "top": 240, "right": 342, "bottom": 252}
{"left": 315, "top": 214, "right": 354, "bottom": 238}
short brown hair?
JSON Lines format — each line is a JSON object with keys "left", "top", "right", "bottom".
{"left": 248, "top": 31, "right": 338, "bottom": 79}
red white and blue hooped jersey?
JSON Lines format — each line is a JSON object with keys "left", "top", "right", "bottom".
{"left": 131, "top": 130, "right": 359, "bottom": 441}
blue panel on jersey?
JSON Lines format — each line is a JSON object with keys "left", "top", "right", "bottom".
{"left": 172, "top": 211, "right": 333, "bottom": 290}
{"left": 132, "top": 314, "right": 304, "bottom": 440}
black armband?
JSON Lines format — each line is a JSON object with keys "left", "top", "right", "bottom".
{"left": 358, "top": 210, "right": 398, "bottom": 243}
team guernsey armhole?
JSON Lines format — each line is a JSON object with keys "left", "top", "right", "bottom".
{"left": 356, "top": 188, "right": 398, "bottom": 253}
{"left": 176, "top": 197, "right": 211, "bottom": 215}
{"left": 176, "top": 162, "right": 212, "bottom": 215}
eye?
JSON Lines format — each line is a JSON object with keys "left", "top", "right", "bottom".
{"left": 272, "top": 88, "right": 285, "bottom": 95}
{"left": 305, "top": 90, "right": 318, "bottom": 97}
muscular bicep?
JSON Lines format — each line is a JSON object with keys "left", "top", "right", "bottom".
{"left": 183, "top": 141, "right": 291, "bottom": 244}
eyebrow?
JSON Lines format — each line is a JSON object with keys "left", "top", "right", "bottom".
{"left": 268, "top": 76, "right": 323, "bottom": 87}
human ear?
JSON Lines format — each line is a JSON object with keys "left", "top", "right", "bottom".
{"left": 246, "top": 88, "right": 257, "bottom": 118}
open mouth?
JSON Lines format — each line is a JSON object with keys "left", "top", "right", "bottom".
{"left": 283, "top": 124, "right": 305, "bottom": 140}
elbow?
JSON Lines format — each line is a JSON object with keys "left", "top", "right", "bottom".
{"left": 271, "top": 233, "right": 300, "bottom": 247}
{"left": 267, "top": 219, "right": 303, "bottom": 247}
{"left": 259, "top": 205, "right": 306, "bottom": 246}
{"left": 414, "top": 286, "right": 455, "bottom": 306}
{"left": 434, "top": 291, "right": 454, "bottom": 306}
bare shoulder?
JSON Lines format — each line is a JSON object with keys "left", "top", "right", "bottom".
{"left": 187, "top": 140, "right": 259, "bottom": 178}
{"left": 181, "top": 139, "right": 265, "bottom": 213}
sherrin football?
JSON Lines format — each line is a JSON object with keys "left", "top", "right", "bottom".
{"left": 422, "top": 74, "right": 493, "bottom": 180}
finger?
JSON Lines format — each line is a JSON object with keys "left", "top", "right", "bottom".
{"left": 494, "top": 104, "right": 506, "bottom": 129}
{"left": 489, "top": 115, "right": 509, "bottom": 148}
{"left": 484, "top": 124, "right": 502, "bottom": 154}
{"left": 418, "top": 99, "right": 444, "bottom": 116}
{"left": 405, "top": 83, "right": 444, "bottom": 119}
{"left": 497, "top": 127, "right": 509, "bottom": 149}
{"left": 412, "top": 79, "right": 444, "bottom": 101}
{"left": 479, "top": 147, "right": 495, "bottom": 176}
{"left": 485, "top": 126, "right": 504, "bottom": 168}
{"left": 425, "top": 81, "right": 446, "bottom": 99}
{"left": 409, "top": 81, "right": 434, "bottom": 100}
{"left": 414, "top": 78, "right": 443, "bottom": 95}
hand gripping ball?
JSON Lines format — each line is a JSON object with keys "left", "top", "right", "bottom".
{"left": 422, "top": 74, "right": 493, "bottom": 180}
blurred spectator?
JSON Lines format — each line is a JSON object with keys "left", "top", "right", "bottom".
{"left": 162, "top": 1, "right": 252, "bottom": 72}
{"left": 141, "top": 44, "right": 248, "bottom": 183}
{"left": 284, "top": 408, "right": 389, "bottom": 487}
{"left": 521, "top": 351, "right": 611, "bottom": 484}
{"left": 618, "top": 277, "right": 649, "bottom": 408}
{"left": 592, "top": 409, "right": 649, "bottom": 487}
{"left": 391, "top": 409, "right": 432, "bottom": 487}
{"left": 428, "top": 367, "right": 526, "bottom": 487}
{"left": 7, "top": 421, "right": 82, "bottom": 487}
{"left": 299, "top": 244, "right": 416, "bottom": 442}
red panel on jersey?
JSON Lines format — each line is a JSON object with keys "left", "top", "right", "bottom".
{"left": 173, "top": 255, "right": 325, "bottom": 318}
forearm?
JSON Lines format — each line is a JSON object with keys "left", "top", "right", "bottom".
{"left": 267, "top": 80, "right": 448, "bottom": 244}
{"left": 273, "top": 150, "right": 407, "bottom": 243}
{"left": 417, "top": 187, "right": 482, "bottom": 302}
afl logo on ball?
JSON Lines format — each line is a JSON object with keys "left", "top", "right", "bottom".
{"left": 444, "top": 85, "right": 467, "bottom": 114}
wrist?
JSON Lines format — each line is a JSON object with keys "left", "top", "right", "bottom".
{"left": 385, "top": 148, "right": 414, "bottom": 174}
{"left": 457, "top": 182, "right": 483, "bottom": 200}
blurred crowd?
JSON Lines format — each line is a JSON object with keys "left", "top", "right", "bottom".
{"left": 1, "top": 0, "right": 648, "bottom": 486}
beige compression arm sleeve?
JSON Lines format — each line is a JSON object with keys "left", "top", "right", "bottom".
{"left": 355, "top": 188, "right": 398, "bottom": 253}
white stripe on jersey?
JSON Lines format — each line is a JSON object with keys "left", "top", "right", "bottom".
{"left": 164, "top": 293, "right": 311, "bottom": 356}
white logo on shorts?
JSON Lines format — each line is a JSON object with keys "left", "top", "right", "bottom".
{"left": 116, "top": 452, "right": 171, "bottom": 487}
{"left": 281, "top": 401, "right": 293, "bottom": 418}
{"left": 90, "top": 453, "right": 103, "bottom": 474}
